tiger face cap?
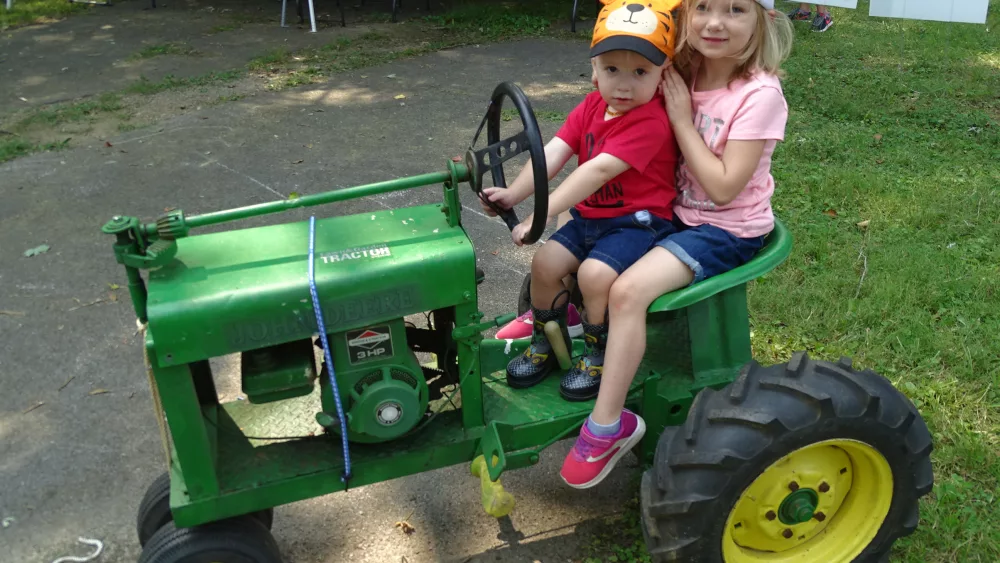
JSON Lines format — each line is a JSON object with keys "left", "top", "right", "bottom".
{"left": 590, "top": 0, "right": 684, "bottom": 66}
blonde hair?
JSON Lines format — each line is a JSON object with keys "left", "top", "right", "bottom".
{"left": 673, "top": 0, "right": 793, "bottom": 82}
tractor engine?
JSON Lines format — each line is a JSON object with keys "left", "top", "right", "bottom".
{"left": 318, "top": 318, "right": 429, "bottom": 444}
{"left": 240, "top": 317, "right": 432, "bottom": 444}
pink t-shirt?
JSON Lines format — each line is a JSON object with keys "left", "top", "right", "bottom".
{"left": 673, "top": 70, "right": 788, "bottom": 238}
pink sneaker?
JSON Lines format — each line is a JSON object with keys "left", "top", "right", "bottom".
{"left": 560, "top": 409, "right": 645, "bottom": 489}
{"left": 495, "top": 304, "right": 584, "bottom": 340}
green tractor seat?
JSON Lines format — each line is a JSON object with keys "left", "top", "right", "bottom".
{"left": 634, "top": 218, "right": 792, "bottom": 430}
{"left": 648, "top": 218, "right": 792, "bottom": 313}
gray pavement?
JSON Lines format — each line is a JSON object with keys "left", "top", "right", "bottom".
{"left": 0, "top": 38, "right": 645, "bottom": 563}
{"left": 1, "top": 0, "right": 354, "bottom": 108}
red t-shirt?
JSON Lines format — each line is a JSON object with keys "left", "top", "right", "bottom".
{"left": 555, "top": 91, "right": 678, "bottom": 220}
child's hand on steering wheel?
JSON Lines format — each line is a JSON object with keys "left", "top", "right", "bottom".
{"left": 511, "top": 216, "right": 533, "bottom": 246}
{"left": 480, "top": 187, "right": 519, "bottom": 217}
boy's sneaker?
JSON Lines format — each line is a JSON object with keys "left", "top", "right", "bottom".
{"left": 505, "top": 305, "right": 569, "bottom": 388}
{"left": 560, "top": 319, "right": 607, "bottom": 402}
{"left": 787, "top": 7, "right": 811, "bottom": 21}
{"left": 812, "top": 13, "right": 833, "bottom": 32}
{"left": 560, "top": 409, "right": 646, "bottom": 489}
{"left": 496, "top": 304, "right": 584, "bottom": 340}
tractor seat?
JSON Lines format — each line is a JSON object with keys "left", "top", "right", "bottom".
{"left": 647, "top": 218, "right": 792, "bottom": 313}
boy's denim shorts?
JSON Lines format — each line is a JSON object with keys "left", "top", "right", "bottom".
{"left": 549, "top": 208, "right": 676, "bottom": 275}
{"left": 655, "top": 217, "right": 767, "bottom": 284}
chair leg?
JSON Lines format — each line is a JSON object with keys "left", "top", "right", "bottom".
{"left": 571, "top": 0, "right": 579, "bottom": 32}
{"left": 337, "top": 0, "right": 345, "bottom": 26}
{"left": 306, "top": 0, "right": 317, "bottom": 32}
{"left": 391, "top": 0, "right": 398, "bottom": 22}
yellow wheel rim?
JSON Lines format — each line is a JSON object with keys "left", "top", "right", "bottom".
{"left": 722, "top": 439, "right": 893, "bottom": 563}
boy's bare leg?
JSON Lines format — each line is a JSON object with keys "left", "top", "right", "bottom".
{"left": 555, "top": 210, "right": 576, "bottom": 290}
{"left": 530, "top": 240, "right": 580, "bottom": 310}
{"left": 576, "top": 259, "right": 618, "bottom": 324}
{"left": 591, "top": 248, "right": 693, "bottom": 425}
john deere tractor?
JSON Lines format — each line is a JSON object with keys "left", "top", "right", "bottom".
{"left": 105, "top": 83, "right": 933, "bottom": 563}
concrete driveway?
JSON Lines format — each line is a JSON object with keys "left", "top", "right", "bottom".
{"left": 0, "top": 37, "right": 646, "bottom": 563}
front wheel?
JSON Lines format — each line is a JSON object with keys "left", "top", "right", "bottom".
{"left": 640, "top": 351, "right": 933, "bottom": 563}
{"left": 138, "top": 517, "right": 282, "bottom": 563}
{"left": 137, "top": 472, "right": 274, "bottom": 546}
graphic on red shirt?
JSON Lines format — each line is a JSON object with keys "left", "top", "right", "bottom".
{"left": 555, "top": 91, "right": 678, "bottom": 220}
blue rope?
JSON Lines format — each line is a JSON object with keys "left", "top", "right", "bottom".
{"left": 308, "top": 216, "right": 352, "bottom": 482}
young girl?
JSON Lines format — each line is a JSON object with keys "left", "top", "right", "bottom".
{"left": 559, "top": 0, "right": 794, "bottom": 489}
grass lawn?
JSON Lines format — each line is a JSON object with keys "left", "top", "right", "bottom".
{"left": 755, "top": 4, "right": 999, "bottom": 562}
{"left": 584, "top": 2, "right": 999, "bottom": 562}
{"left": 0, "top": 0, "right": 91, "bottom": 31}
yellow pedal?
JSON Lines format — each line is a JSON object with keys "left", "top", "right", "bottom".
{"left": 470, "top": 455, "right": 515, "bottom": 518}
{"left": 543, "top": 320, "right": 572, "bottom": 370}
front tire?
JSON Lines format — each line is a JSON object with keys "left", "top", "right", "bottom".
{"left": 138, "top": 517, "right": 282, "bottom": 563}
{"left": 137, "top": 472, "right": 274, "bottom": 546}
{"left": 640, "top": 351, "right": 933, "bottom": 562}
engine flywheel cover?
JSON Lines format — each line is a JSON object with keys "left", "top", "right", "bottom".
{"left": 348, "top": 378, "right": 423, "bottom": 442}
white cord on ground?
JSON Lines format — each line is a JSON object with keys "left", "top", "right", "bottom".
{"left": 51, "top": 537, "right": 103, "bottom": 563}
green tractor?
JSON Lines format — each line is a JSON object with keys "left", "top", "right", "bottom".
{"left": 105, "top": 83, "right": 933, "bottom": 563}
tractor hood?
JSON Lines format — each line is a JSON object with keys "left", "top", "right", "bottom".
{"left": 144, "top": 203, "right": 476, "bottom": 367}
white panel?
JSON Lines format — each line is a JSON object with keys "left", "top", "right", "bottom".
{"left": 784, "top": 0, "right": 858, "bottom": 8}
{"left": 818, "top": 0, "right": 859, "bottom": 9}
{"left": 869, "top": 0, "right": 989, "bottom": 24}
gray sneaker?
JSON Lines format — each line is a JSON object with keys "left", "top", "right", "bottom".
{"left": 787, "top": 7, "right": 811, "bottom": 21}
{"left": 812, "top": 13, "right": 833, "bottom": 32}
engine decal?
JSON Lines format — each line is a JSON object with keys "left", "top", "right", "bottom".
{"left": 346, "top": 325, "right": 394, "bottom": 364}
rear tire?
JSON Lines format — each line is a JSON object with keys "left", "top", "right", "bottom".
{"left": 640, "top": 351, "right": 933, "bottom": 562}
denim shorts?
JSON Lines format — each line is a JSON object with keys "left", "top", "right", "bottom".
{"left": 549, "top": 208, "right": 676, "bottom": 275}
{"left": 656, "top": 218, "right": 767, "bottom": 284}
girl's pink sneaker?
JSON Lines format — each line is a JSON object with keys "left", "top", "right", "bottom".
{"left": 560, "top": 409, "right": 646, "bottom": 489}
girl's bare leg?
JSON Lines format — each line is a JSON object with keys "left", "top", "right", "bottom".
{"left": 590, "top": 247, "right": 694, "bottom": 425}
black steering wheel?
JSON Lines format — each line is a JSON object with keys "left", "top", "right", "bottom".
{"left": 465, "top": 82, "right": 549, "bottom": 245}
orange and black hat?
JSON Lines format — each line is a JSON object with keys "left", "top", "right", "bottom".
{"left": 590, "top": 0, "right": 683, "bottom": 66}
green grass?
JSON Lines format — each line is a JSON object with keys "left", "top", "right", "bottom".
{"left": 0, "top": 136, "right": 69, "bottom": 162}
{"left": 128, "top": 43, "right": 200, "bottom": 61}
{"left": 14, "top": 92, "right": 123, "bottom": 128}
{"left": 2, "top": 0, "right": 579, "bottom": 159}
{"left": 124, "top": 70, "right": 243, "bottom": 95}
{"left": 585, "top": 3, "right": 999, "bottom": 562}
{"left": 244, "top": 0, "right": 581, "bottom": 91}
{"left": 756, "top": 6, "right": 1000, "bottom": 560}
{"left": 0, "top": 0, "right": 90, "bottom": 30}
{"left": 501, "top": 108, "right": 568, "bottom": 122}
{"left": 0, "top": 93, "right": 122, "bottom": 162}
